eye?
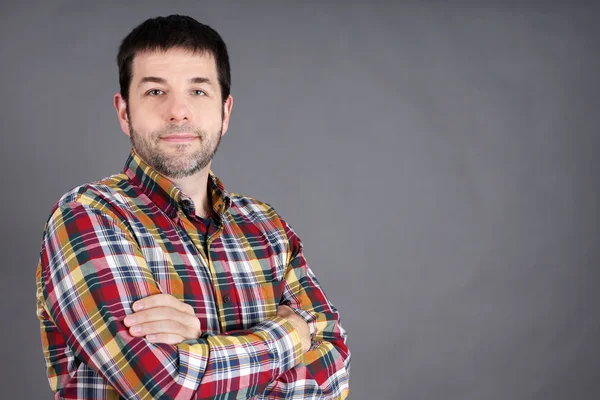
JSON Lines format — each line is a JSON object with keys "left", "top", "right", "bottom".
{"left": 192, "top": 89, "right": 207, "bottom": 96}
{"left": 146, "top": 89, "right": 164, "bottom": 96}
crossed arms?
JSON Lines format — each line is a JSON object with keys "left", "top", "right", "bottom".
{"left": 36, "top": 195, "right": 350, "bottom": 399}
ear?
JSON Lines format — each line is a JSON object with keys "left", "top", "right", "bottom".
{"left": 220, "top": 95, "right": 233, "bottom": 137}
{"left": 114, "top": 93, "right": 131, "bottom": 137}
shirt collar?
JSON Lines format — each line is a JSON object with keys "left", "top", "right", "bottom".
{"left": 123, "top": 149, "right": 232, "bottom": 219}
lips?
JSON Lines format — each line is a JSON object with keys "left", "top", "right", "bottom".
{"left": 160, "top": 134, "right": 199, "bottom": 142}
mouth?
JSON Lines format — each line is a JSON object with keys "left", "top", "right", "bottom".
{"left": 159, "top": 134, "right": 199, "bottom": 143}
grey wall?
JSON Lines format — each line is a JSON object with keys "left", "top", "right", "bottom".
{"left": 1, "top": 1, "right": 599, "bottom": 399}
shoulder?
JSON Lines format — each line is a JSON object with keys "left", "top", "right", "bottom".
{"left": 47, "top": 172, "right": 135, "bottom": 223}
{"left": 227, "top": 192, "right": 280, "bottom": 221}
{"left": 226, "top": 192, "right": 301, "bottom": 244}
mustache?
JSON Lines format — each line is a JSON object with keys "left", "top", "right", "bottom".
{"left": 157, "top": 124, "right": 203, "bottom": 138}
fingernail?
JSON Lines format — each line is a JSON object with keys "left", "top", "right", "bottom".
{"left": 131, "top": 326, "right": 142, "bottom": 334}
{"left": 147, "top": 335, "right": 156, "bottom": 342}
{"left": 125, "top": 315, "right": 136, "bottom": 325}
{"left": 133, "top": 303, "right": 143, "bottom": 311}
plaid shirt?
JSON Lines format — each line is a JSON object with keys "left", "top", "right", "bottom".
{"left": 36, "top": 150, "right": 350, "bottom": 399}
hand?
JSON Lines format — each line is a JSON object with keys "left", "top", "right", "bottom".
{"left": 123, "top": 293, "right": 201, "bottom": 345}
{"left": 277, "top": 304, "right": 311, "bottom": 353}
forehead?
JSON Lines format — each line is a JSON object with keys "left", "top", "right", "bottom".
{"left": 131, "top": 48, "right": 218, "bottom": 83}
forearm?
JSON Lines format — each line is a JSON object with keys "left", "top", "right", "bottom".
{"left": 257, "top": 351, "right": 351, "bottom": 400}
{"left": 248, "top": 323, "right": 350, "bottom": 400}
{"left": 192, "top": 317, "right": 303, "bottom": 399}
{"left": 274, "top": 311, "right": 351, "bottom": 399}
{"left": 39, "top": 276, "right": 347, "bottom": 400}
{"left": 39, "top": 289, "right": 305, "bottom": 399}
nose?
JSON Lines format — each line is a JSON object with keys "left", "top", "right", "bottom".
{"left": 166, "top": 94, "right": 190, "bottom": 123}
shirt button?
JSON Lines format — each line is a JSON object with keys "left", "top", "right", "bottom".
{"left": 223, "top": 294, "right": 231, "bottom": 303}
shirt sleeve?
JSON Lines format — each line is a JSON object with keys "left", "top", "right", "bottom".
{"left": 256, "top": 218, "right": 351, "bottom": 399}
{"left": 36, "top": 197, "right": 304, "bottom": 400}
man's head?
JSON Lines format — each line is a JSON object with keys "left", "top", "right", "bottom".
{"left": 113, "top": 15, "right": 233, "bottom": 179}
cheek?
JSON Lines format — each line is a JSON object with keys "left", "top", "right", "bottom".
{"left": 196, "top": 107, "right": 223, "bottom": 129}
{"left": 130, "top": 120, "right": 159, "bottom": 141}
{"left": 132, "top": 109, "right": 163, "bottom": 132}
{"left": 131, "top": 101, "right": 163, "bottom": 121}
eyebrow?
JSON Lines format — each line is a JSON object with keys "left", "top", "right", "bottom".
{"left": 137, "top": 76, "right": 215, "bottom": 88}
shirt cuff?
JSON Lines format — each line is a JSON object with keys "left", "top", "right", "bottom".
{"left": 249, "top": 316, "right": 304, "bottom": 376}
{"left": 176, "top": 339, "right": 210, "bottom": 391}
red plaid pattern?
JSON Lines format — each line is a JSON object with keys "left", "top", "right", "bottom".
{"left": 36, "top": 150, "right": 350, "bottom": 399}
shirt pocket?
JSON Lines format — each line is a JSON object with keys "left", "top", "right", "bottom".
{"left": 234, "top": 279, "right": 285, "bottom": 328}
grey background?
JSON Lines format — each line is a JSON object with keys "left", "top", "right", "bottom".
{"left": 1, "top": 1, "right": 599, "bottom": 399}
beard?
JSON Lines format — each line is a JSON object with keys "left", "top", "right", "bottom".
{"left": 128, "top": 119, "right": 223, "bottom": 179}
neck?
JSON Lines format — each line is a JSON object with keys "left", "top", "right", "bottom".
{"left": 171, "top": 166, "right": 212, "bottom": 218}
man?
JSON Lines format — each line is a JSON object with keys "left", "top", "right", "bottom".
{"left": 35, "top": 15, "right": 350, "bottom": 399}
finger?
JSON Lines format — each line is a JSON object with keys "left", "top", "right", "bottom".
{"left": 132, "top": 293, "right": 194, "bottom": 315}
{"left": 124, "top": 307, "right": 200, "bottom": 336}
{"left": 146, "top": 333, "right": 186, "bottom": 345}
{"left": 128, "top": 320, "right": 199, "bottom": 339}
{"left": 125, "top": 306, "right": 189, "bottom": 325}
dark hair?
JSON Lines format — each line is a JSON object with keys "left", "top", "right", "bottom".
{"left": 117, "top": 15, "right": 231, "bottom": 105}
